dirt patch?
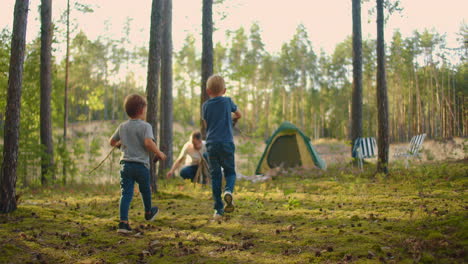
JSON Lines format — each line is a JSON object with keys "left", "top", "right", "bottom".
{"left": 314, "top": 137, "right": 467, "bottom": 166}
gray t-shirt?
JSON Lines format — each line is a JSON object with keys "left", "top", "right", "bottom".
{"left": 111, "top": 119, "right": 155, "bottom": 168}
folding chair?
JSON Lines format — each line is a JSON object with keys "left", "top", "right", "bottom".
{"left": 394, "top": 134, "right": 426, "bottom": 168}
{"left": 352, "top": 137, "right": 377, "bottom": 171}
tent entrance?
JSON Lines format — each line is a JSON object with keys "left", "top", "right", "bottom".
{"left": 255, "top": 122, "right": 326, "bottom": 174}
{"left": 267, "top": 135, "right": 302, "bottom": 168}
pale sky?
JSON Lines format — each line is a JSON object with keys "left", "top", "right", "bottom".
{"left": 1, "top": 0, "right": 467, "bottom": 51}
{"left": 1, "top": 0, "right": 466, "bottom": 82}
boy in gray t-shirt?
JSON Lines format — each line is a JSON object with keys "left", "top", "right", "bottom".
{"left": 110, "top": 94, "right": 166, "bottom": 233}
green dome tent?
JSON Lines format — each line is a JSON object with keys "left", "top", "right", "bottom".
{"left": 255, "top": 122, "right": 326, "bottom": 174}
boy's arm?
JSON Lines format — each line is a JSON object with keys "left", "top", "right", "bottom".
{"left": 109, "top": 125, "right": 121, "bottom": 147}
{"left": 230, "top": 98, "right": 241, "bottom": 123}
{"left": 201, "top": 102, "right": 208, "bottom": 129}
{"left": 233, "top": 109, "right": 242, "bottom": 120}
{"left": 232, "top": 109, "right": 242, "bottom": 126}
{"left": 144, "top": 138, "right": 166, "bottom": 161}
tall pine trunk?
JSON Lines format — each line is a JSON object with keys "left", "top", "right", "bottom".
{"left": 351, "top": 0, "right": 363, "bottom": 152}
{"left": 159, "top": 0, "right": 173, "bottom": 176}
{"left": 0, "top": 0, "right": 30, "bottom": 213}
{"left": 63, "top": 0, "right": 70, "bottom": 184}
{"left": 201, "top": 0, "right": 213, "bottom": 138}
{"left": 415, "top": 67, "right": 422, "bottom": 134}
{"left": 40, "top": 0, "right": 54, "bottom": 184}
{"left": 146, "top": 0, "right": 163, "bottom": 192}
{"left": 376, "top": 0, "right": 390, "bottom": 174}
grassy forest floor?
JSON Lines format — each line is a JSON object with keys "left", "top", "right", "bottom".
{"left": 1, "top": 160, "right": 467, "bottom": 263}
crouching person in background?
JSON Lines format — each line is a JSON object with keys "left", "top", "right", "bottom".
{"left": 166, "top": 131, "right": 209, "bottom": 184}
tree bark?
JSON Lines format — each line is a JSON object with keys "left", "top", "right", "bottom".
{"left": 201, "top": 0, "right": 213, "bottom": 138}
{"left": 63, "top": 0, "right": 70, "bottom": 184}
{"left": 40, "top": 0, "right": 55, "bottom": 184}
{"left": 376, "top": 0, "right": 390, "bottom": 174}
{"left": 351, "top": 0, "right": 363, "bottom": 152}
{"left": 146, "top": 0, "right": 163, "bottom": 192}
{"left": 0, "top": 0, "right": 30, "bottom": 213}
{"left": 415, "top": 67, "right": 421, "bottom": 134}
{"left": 159, "top": 0, "right": 173, "bottom": 176}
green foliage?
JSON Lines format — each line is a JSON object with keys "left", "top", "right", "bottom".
{"left": 284, "top": 196, "right": 301, "bottom": 210}
{"left": 173, "top": 34, "right": 200, "bottom": 125}
{"left": 424, "top": 149, "right": 435, "bottom": 161}
{"left": 88, "top": 137, "right": 102, "bottom": 164}
{"left": 72, "top": 138, "right": 86, "bottom": 162}
{"left": 0, "top": 144, "right": 3, "bottom": 170}
{"left": 236, "top": 138, "right": 261, "bottom": 175}
{"left": 172, "top": 130, "right": 191, "bottom": 157}
{"left": 0, "top": 28, "right": 10, "bottom": 129}
{"left": 0, "top": 7, "right": 466, "bottom": 186}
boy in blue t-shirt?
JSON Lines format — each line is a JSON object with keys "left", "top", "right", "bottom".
{"left": 202, "top": 75, "right": 242, "bottom": 220}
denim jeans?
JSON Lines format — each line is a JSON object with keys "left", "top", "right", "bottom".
{"left": 180, "top": 165, "right": 198, "bottom": 181}
{"left": 206, "top": 142, "right": 236, "bottom": 214}
{"left": 119, "top": 161, "right": 152, "bottom": 221}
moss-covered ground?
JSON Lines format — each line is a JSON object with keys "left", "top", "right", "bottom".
{"left": 0, "top": 160, "right": 467, "bottom": 263}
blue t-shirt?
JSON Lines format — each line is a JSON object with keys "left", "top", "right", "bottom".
{"left": 202, "top": 96, "right": 237, "bottom": 143}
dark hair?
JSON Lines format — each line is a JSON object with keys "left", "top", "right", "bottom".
{"left": 124, "top": 94, "right": 147, "bottom": 118}
{"left": 191, "top": 131, "right": 202, "bottom": 141}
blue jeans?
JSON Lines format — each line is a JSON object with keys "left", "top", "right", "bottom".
{"left": 119, "top": 161, "right": 152, "bottom": 221}
{"left": 206, "top": 142, "right": 236, "bottom": 214}
{"left": 180, "top": 165, "right": 198, "bottom": 181}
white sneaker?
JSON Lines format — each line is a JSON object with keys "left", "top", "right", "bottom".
{"left": 223, "top": 191, "right": 234, "bottom": 213}
{"left": 213, "top": 211, "right": 223, "bottom": 221}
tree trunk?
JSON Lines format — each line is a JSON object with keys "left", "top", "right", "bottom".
{"left": 264, "top": 90, "right": 270, "bottom": 139}
{"left": 0, "top": 0, "right": 29, "bottom": 214}
{"left": 407, "top": 71, "right": 412, "bottom": 140}
{"left": 200, "top": 0, "right": 213, "bottom": 139}
{"left": 415, "top": 68, "right": 421, "bottom": 134}
{"left": 351, "top": 0, "right": 363, "bottom": 152}
{"left": 282, "top": 87, "right": 287, "bottom": 120}
{"left": 146, "top": 0, "right": 163, "bottom": 193}
{"left": 63, "top": 0, "right": 70, "bottom": 184}
{"left": 376, "top": 0, "right": 390, "bottom": 174}
{"left": 40, "top": 0, "right": 54, "bottom": 184}
{"left": 300, "top": 65, "right": 306, "bottom": 129}
{"left": 159, "top": 0, "right": 173, "bottom": 176}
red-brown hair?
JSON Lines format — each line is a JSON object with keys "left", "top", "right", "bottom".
{"left": 124, "top": 94, "right": 147, "bottom": 118}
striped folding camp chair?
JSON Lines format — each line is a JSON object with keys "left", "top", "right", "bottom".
{"left": 394, "top": 134, "right": 426, "bottom": 168}
{"left": 352, "top": 137, "right": 377, "bottom": 171}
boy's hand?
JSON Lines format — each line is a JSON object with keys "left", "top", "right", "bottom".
{"left": 110, "top": 139, "right": 121, "bottom": 148}
{"left": 152, "top": 152, "right": 166, "bottom": 163}
{"left": 232, "top": 110, "right": 241, "bottom": 127}
{"left": 166, "top": 170, "right": 173, "bottom": 179}
{"left": 232, "top": 117, "right": 239, "bottom": 127}
{"left": 157, "top": 151, "right": 167, "bottom": 161}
